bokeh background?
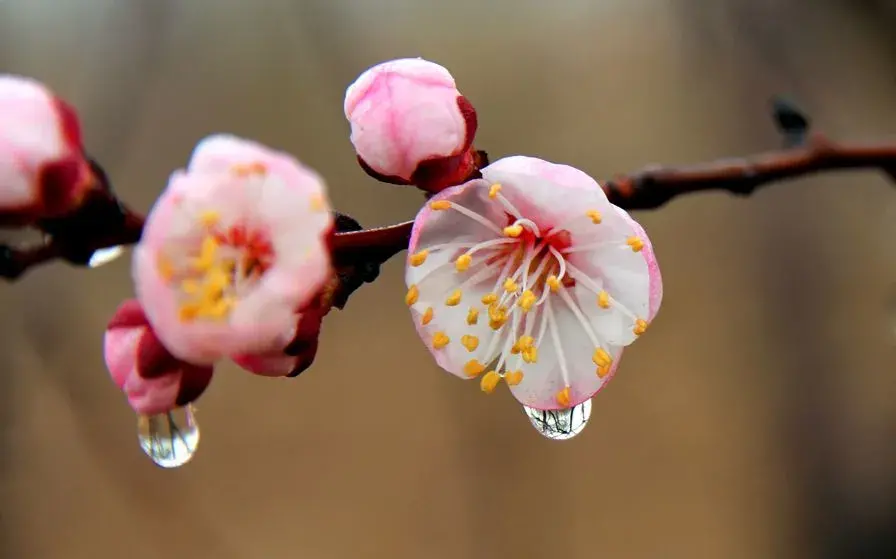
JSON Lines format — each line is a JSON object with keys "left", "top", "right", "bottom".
{"left": 1, "top": 1, "right": 895, "bottom": 558}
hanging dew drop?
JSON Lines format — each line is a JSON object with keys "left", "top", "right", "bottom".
{"left": 88, "top": 245, "right": 125, "bottom": 268}
{"left": 524, "top": 399, "right": 591, "bottom": 440}
{"left": 136, "top": 405, "right": 200, "bottom": 468}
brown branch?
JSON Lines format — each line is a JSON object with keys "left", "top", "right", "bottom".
{"left": 3, "top": 132, "right": 896, "bottom": 280}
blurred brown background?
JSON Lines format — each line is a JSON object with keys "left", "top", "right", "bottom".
{"left": 1, "top": 0, "right": 895, "bottom": 558}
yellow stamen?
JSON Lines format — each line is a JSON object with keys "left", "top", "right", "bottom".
{"left": 586, "top": 209, "right": 602, "bottom": 224}
{"left": 464, "top": 359, "right": 486, "bottom": 377}
{"left": 480, "top": 371, "right": 501, "bottom": 394}
{"left": 455, "top": 253, "right": 472, "bottom": 271}
{"left": 556, "top": 386, "right": 572, "bottom": 408}
{"left": 626, "top": 236, "right": 644, "bottom": 252}
{"left": 633, "top": 318, "right": 649, "bottom": 336}
{"left": 405, "top": 284, "right": 419, "bottom": 306}
{"left": 488, "top": 183, "right": 502, "bottom": 199}
{"left": 430, "top": 200, "right": 451, "bottom": 211}
{"left": 597, "top": 364, "right": 612, "bottom": 378}
{"left": 503, "top": 277, "right": 518, "bottom": 293}
{"left": 445, "top": 290, "right": 462, "bottom": 306}
{"left": 518, "top": 290, "right": 537, "bottom": 311}
{"left": 310, "top": 193, "right": 327, "bottom": 212}
{"left": 593, "top": 348, "right": 612, "bottom": 368}
{"left": 192, "top": 236, "right": 219, "bottom": 272}
{"left": 522, "top": 347, "right": 538, "bottom": 363}
{"left": 504, "top": 370, "right": 524, "bottom": 386}
{"left": 409, "top": 250, "right": 429, "bottom": 267}
{"left": 157, "top": 255, "right": 175, "bottom": 282}
{"left": 466, "top": 307, "right": 479, "bottom": 325}
{"left": 597, "top": 290, "right": 610, "bottom": 309}
{"left": 178, "top": 302, "right": 201, "bottom": 322}
{"left": 181, "top": 279, "right": 201, "bottom": 294}
{"left": 481, "top": 293, "right": 498, "bottom": 305}
{"left": 231, "top": 161, "right": 267, "bottom": 176}
{"left": 421, "top": 307, "right": 434, "bottom": 326}
{"left": 461, "top": 335, "right": 480, "bottom": 352}
{"left": 546, "top": 275, "right": 561, "bottom": 293}
{"left": 432, "top": 332, "right": 450, "bottom": 349}
{"left": 503, "top": 224, "right": 523, "bottom": 238}
{"left": 199, "top": 210, "right": 220, "bottom": 228}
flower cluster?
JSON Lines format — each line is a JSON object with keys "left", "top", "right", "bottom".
{"left": 0, "top": 56, "right": 662, "bottom": 457}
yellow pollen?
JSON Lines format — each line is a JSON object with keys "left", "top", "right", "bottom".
{"left": 489, "top": 317, "right": 507, "bottom": 330}
{"left": 157, "top": 255, "right": 175, "bottom": 282}
{"left": 231, "top": 161, "right": 267, "bottom": 176}
{"left": 518, "top": 335, "right": 534, "bottom": 349}
{"left": 546, "top": 275, "right": 561, "bottom": 292}
{"left": 463, "top": 359, "right": 486, "bottom": 377}
{"left": 445, "top": 290, "right": 462, "bottom": 306}
{"left": 421, "top": 307, "right": 434, "bottom": 325}
{"left": 488, "top": 183, "right": 502, "bottom": 199}
{"left": 556, "top": 386, "right": 572, "bottom": 408}
{"left": 192, "top": 236, "right": 220, "bottom": 272}
{"left": 199, "top": 210, "right": 220, "bottom": 228}
{"left": 503, "top": 224, "right": 523, "bottom": 238}
{"left": 455, "top": 253, "right": 472, "bottom": 271}
{"left": 181, "top": 278, "right": 201, "bottom": 294}
{"left": 586, "top": 209, "right": 602, "bottom": 224}
{"left": 409, "top": 250, "right": 429, "bottom": 267}
{"left": 202, "top": 296, "right": 235, "bottom": 319}
{"left": 597, "top": 364, "right": 612, "bottom": 378}
{"left": 480, "top": 371, "right": 501, "bottom": 394}
{"left": 503, "top": 278, "right": 519, "bottom": 293}
{"left": 405, "top": 284, "right": 419, "bottom": 306}
{"left": 432, "top": 332, "right": 450, "bottom": 349}
{"left": 593, "top": 348, "right": 612, "bottom": 368}
{"left": 633, "top": 318, "right": 649, "bottom": 336}
{"left": 597, "top": 290, "right": 610, "bottom": 309}
{"left": 481, "top": 293, "right": 498, "bottom": 305}
{"left": 466, "top": 307, "right": 479, "bottom": 325}
{"left": 461, "top": 335, "right": 480, "bottom": 352}
{"left": 518, "top": 290, "right": 537, "bottom": 311}
{"left": 522, "top": 347, "right": 538, "bottom": 363}
{"left": 626, "top": 236, "right": 645, "bottom": 252}
{"left": 178, "top": 302, "right": 202, "bottom": 322}
{"left": 310, "top": 193, "right": 327, "bottom": 212}
{"left": 430, "top": 200, "right": 451, "bottom": 211}
{"left": 504, "top": 370, "right": 524, "bottom": 386}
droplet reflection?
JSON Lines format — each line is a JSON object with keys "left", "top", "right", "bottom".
{"left": 88, "top": 245, "right": 125, "bottom": 268}
{"left": 524, "top": 399, "right": 591, "bottom": 440}
{"left": 137, "top": 405, "right": 200, "bottom": 468}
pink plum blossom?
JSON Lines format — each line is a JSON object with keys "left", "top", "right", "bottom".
{"left": 344, "top": 58, "right": 479, "bottom": 193}
{"left": 231, "top": 302, "right": 325, "bottom": 377}
{"left": 132, "top": 134, "right": 334, "bottom": 365}
{"left": 0, "top": 74, "right": 93, "bottom": 225}
{"left": 104, "top": 299, "right": 214, "bottom": 416}
{"left": 404, "top": 155, "right": 663, "bottom": 410}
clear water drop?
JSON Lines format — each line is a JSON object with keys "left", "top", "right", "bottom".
{"left": 524, "top": 399, "right": 591, "bottom": 440}
{"left": 136, "top": 405, "right": 200, "bottom": 468}
{"left": 88, "top": 245, "right": 125, "bottom": 268}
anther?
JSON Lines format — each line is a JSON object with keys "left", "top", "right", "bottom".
{"left": 466, "top": 307, "right": 479, "bottom": 325}
{"left": 518, "top": 290, "right": 537, "bottom": 311}
{"left": 455, "top": 253, "right": 472, "bottom": 271}
{"left": 488, "top": 183, "right": 502, "bottom": 199}
{"left": 504, "top": 370, "right": 524, "bottom": 386}
{"left": 546, "top": 275, "right": 561, "bottom": 293}
{"left": 480, "top": 371, "right": 501, "bottom": 394}
{"left": 445, "top": 290, "right": 462, "bottom": 306}
{"left": 597, "top": 290, "right": 610, "bottom": 309}
{"left": 626, "top": 236, "right": 644, "bottom": 252}
{"left": 503, "top": 224, "right": 523, "bottom": 238}
{"left": 522, "top": 347, "right": 538, "bottom": 363}
{"left": 556, "top": 386, "right": 572, "bottom": 408}
{"left": 231, "top": 161, "right": 267, "bottom": 176}
{"left": 461, "top": 335, "right": 480, "bottom": 352}
{"left": 432, "top": 332, "right": 450, "bottom": 349}
{"left": 633, "top": 318, "right": 648, "bottom": 336}
{"left": 481, "top": 293, "right": 498, "bottom": 305}
{"left": 430, "top": 200, "right": 451, "bottom": 211}
{"left": 464, "top": 359, "right": 486, "bottom": 377}
{"left": 310, "top": 194, "right": 327, "bottom": 212}
{"left": 405, "top": 284, "right": 419, "bottom": 306}
{"left": 503, "top": 278, "right": 519, "bottom": 293}
{"left": 592, "top": 348, "right": 612, "bottom": 368}
{"left": 409, "top": 250, "right": 429, "bottom": 267}
{"left": 597, "top": 364, "right": 612, "bottom": 378}
{"left": 586, "top": 209, "right": 602, "bottom": 224}
{"left": 421, "top": 307, "right": 434, "bottom": 326}
{"left": 199, "top": 210, "right": 220, "bottom": 228}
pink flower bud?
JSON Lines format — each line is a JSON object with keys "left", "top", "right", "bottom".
{"left": 104, "top": 299, "right": 214, "bottom": 416}
{"left": 0, "top": 75, "right": 93, "bottom": 225}
{"left": 132, "top": 134, "right": 334, "bottom": 365}
{"left": 344, "top": 58, "right": 479, "bottom": 193}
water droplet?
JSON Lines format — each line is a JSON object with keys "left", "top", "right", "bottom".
{"left": 136, "top": 405, "right": 200, "bottom": 468}
{"left": 523, "top": 399, "right": 591, "bottom": 440}
{"left": 88, "top": 245, "right": 125, "bottom": 268}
